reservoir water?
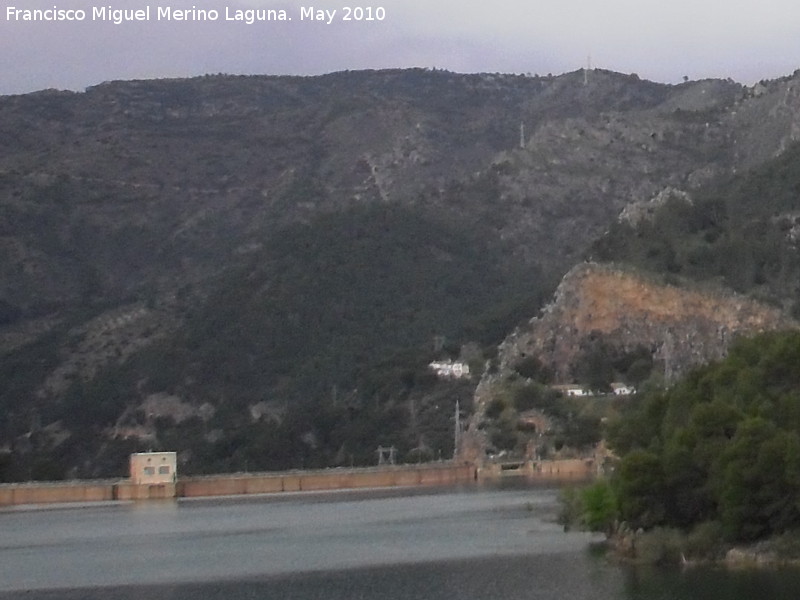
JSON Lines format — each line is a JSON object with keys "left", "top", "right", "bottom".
{"left": 2, "top": 483, "right": 800, "bottom": 599}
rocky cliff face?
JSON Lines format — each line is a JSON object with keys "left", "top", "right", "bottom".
{"left": 495, "top": 262, "right": 799, "bottom": 384}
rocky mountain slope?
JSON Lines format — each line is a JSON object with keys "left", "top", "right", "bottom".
{"left": 4, "top": 67, "right": 800, "bottom": 479}
{"left": 465, "top": 262, "right": 799, "bottom": 463}
{"left": 494, "top": 262, "right": 799, "bottom": 386}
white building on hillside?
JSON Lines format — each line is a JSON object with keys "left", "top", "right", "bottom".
{"left": 429, "top": 360, "right": 471, "bottom": 379}
{"left": 551, "top": 384, "right": 592, "bottom": 397}
{"left": 610, "top": 382, "right": 636, "bottom": 396}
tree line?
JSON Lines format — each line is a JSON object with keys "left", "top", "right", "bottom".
{"left": 568, "top": 330, "right": 800, "bottom": 548}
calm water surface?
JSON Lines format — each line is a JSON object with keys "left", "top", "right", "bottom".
{"left": 1, "top": 483, "right": 799, "bottom": 599}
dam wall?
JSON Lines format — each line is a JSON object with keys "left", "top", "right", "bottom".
{"left": 0, "top": 460, "right": 596, "bottom": 508}
{"left": 177, "top": 463, "right": 476, "bottom": 498}
{"left": 0, "top": 463, "right": 476, "bottom": 508}
{"left": 476, "top": 458, "right": 598, "bottom": 482}
{"left": 0, "top": 480, "right": 117, "bottom": 506}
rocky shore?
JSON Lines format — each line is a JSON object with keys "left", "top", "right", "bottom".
{"left": 605, "top": 525, "right": 800, "bottom": 568}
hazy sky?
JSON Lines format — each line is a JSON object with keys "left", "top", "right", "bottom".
{"left": 2, "top": 0, "right": 800, "bottom": 95}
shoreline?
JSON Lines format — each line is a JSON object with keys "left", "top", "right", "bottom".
{"left": 603, "top": 528, "right": 800, "bottom": 569}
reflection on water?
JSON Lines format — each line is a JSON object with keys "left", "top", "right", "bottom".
{"left": 620, "top": 564, "right": 800, "bottom": 600}
{"left": 4, "top": 554, "right": 623, "bottom": 600}
{"left": 1, "top": 483, "right": 799, "bottom": 599}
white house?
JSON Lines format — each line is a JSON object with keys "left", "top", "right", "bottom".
{"left": 428, "top": 360, "right": 471, "bottom": 379}
{"left": 610, "top": 382, "right": 636, "bottom": 396}
{"left": 551, "top": 384, "right": 592, "bottom": 397}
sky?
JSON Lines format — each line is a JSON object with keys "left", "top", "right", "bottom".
{"left": 2, "top": 0, "right": 800, "bottom": 95}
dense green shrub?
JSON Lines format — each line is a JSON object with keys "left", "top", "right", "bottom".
{"left": 590, "top": 141, "right": 800, "bottom": 304}
{"left": 608, "top": 331, "right": 800, "bottom": 543}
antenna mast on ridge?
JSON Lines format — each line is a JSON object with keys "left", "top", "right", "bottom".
{"left": 584, "top": 54, "right": 592, "bottom": 86}
{"left": 453, "top": 400, "right": 461, "bottom": 459}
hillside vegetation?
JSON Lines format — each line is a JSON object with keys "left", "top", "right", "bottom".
{"left": 562, "top": 331, "right": 800, "bottom": 561}
{"left": 0, "top": 202, "right": 549, "bottom": 479}
{"left": 591, "top": 141, "right": 800, "bottom": 313}
{"left": 610, "top": 330, "right": 800, "bottom": 538}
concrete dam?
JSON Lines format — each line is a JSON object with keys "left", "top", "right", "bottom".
{"left": 0, "top": 458, "right": 597, "bottom": 508}
{"left": 0, "top": 463, "right": 476, "bottom": 507}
